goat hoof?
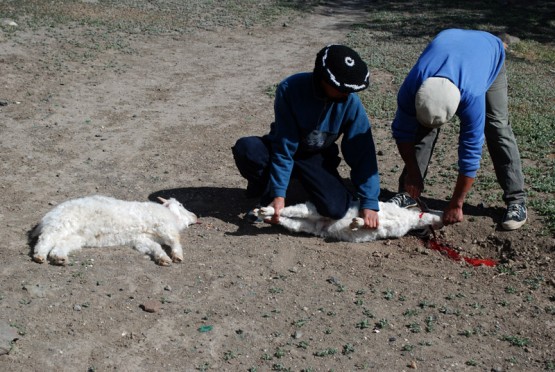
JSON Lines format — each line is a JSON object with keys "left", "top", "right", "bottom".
{"left": 259, "top": 207, "right": 274, "bottom": 217}
{"left": 33, "top": 255, "right": 46, "bottom": 263}
{"left": 158, "top": 257, "right": 172, "bottom": 266}
{"left": 52, "top": 257, "right": 68, "bottom": 266}
{"left": 349, "top": 217, "right": 364, "bottom": 230}
{"left": 172, "top": 255, "right": 183, "bottom": 263}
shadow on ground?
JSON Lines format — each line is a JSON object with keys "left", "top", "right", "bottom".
{"left": 284, "top": 0, "right": 555, "bottom": 43}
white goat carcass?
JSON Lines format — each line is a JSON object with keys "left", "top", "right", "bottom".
{"left": 31, "top": 195, "right": 197, "bottom": 266}
{"left": 254, "top": 201, "right": 443, "bottom": 242}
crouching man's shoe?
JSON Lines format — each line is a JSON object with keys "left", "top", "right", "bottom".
{"left": 245, "top": 206, "right": 263, "bottom": 224}
{"left": 501, "top": 202, "right": 527, "bottom": 230}
{"left": 387, "top": 193, "right": 418, "bottom": 209}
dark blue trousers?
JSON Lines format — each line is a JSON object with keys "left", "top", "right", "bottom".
{"left": 232, "top": 135, "right": 353, "bottom": 219}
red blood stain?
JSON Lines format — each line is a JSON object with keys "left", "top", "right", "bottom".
{"left": 427, "top": 238, "right": 497, "bottom": 267}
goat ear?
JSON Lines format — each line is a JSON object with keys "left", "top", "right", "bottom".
{"left": 157, "top": 197, "right": 168, "bottom": 204}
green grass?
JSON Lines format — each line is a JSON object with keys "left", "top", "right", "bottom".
{"left": 0, "top": 0, "right": 309, "bottom": 33}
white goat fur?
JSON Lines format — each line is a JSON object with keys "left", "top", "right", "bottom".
{"left": 255, "top": 201, "right": 443, "bottom": 243}
{"left": 32, "top": 195, "right": 197, "bottom": 266}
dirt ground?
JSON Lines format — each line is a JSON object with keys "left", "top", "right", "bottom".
{"left": 1, "top": 2, "right": 554, "bottom": 372}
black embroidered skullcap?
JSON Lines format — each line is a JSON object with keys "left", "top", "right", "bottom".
{"left": 314, "top": 44, "right": 370, "bottom": 93}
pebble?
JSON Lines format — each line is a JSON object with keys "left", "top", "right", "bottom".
{"left": 0, "top": 19, "right": 17, "bottom": 27}
{"left": 141, "top": 300, "right": 161, "bottom": 313}
{"left": 73, "top": 305, "right": 82, "bottom": 311}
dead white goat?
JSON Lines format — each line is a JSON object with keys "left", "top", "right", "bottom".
{"left": 254, "top": 201, "right": 443, "bottom": 242}
{"left": 32, "top": 195, "right": 197, "bottom": 266}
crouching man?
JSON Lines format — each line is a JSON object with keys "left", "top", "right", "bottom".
{"left": 232, "top": 45, "right": 381, "bottom": 229}
{"left": 389, "top": 29, "right": 527, "bottom": 230}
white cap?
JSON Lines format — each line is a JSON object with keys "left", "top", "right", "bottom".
{"left": 415, "top": 77, "right": 461, "bottom": 128}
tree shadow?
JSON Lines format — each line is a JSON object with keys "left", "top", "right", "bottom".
{"left": 285, "top": 0, "right": 555, "bottom": 43}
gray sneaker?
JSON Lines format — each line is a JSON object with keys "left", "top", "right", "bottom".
{"left": 409, "top": 226, "right": 432, "bottom": 238}
{"left": 245, "top": 205, "right": 263, "bottom": 224}
{"left": 388, "top": 193, "right": 418, "bottom": 209}
{"left": 501, "top": 203, "right": 527, "bottom": 230}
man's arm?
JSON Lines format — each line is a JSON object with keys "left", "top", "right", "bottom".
{"left": 444, "top": 174, "right": 474, "bottom": 225}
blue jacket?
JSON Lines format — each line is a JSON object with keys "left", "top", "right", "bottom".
{"left": 268, "top": 72, "right": 380, "bottom": 211}
{"left": 392, "top": 29, "right": 505, "bottom": 177}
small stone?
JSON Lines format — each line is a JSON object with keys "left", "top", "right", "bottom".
{"left": 73, "top": 305, "right": 82, "bottom": 311}
{"left": 0, "top": 19, "right": 18, "bottom": 27}
{"left": 141, "top": 300, "right": 161, "bottom": 313}
{"left": 293, "top": 330, "right": 303, "bottom": 339}
{"left": 164, "top": 285, "right": 172, "bottom": 291}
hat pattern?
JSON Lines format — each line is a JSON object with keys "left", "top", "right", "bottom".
{"left": 316, "top": 44, "right": 370, "bottom": 93}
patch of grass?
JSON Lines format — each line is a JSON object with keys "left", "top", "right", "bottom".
{"left": 274, "top": 348, "right": 286, "bottom": 358}
{"left": 523, "top": 276, "right": 544, "bottom": 290}
{"left": 313, "top": 348, "right": 337, "bottom": 357}
{"left": 271, "top": 364, "right": 291, "bottom": 371}
{"left": 1, "top": 0, "right": 309, "bottom": 34}
{"left": 407, "top": 322, "right": 421, "bottom": 333}
{"left": 362, "top": 308, "right": 374, "bottom": 318}
{"left": 502, "top": 335, "right": 530, "bottom": 347}
{"left": 418, "top": 300, "right": 436, "bottom": 309}
{"left": 383, "top": 289, "right": 394, "bottom": 300}
{"left": 342, "top": 343, "right": 355, "bottom": 355}
{"left": 530, "top": 198, "right": 555, "bottom": 234}
{"left": 292, "top": 319, "right": 307, "bottom": 328}
{"left": 223, "top": 350, "right": 238, "bottom": 361}
{"left": 355, "top": 319, "right": 371, "bottom": 329}
{"left": 505, "top": 286, "right": 517, "bottom": 294}
{"left": 401, "top": 344, "right": 414, "bottom": 352}
{"left": 497, "top": 265, "right": 516, "bottom": 275}
{"left": 425, "top": 316, "right": 436, "bottom": 333}
{"left": 403, "top": 309, "right": 419, "bottom": 317}
{"left": 375, "top": 318, "right": 389, "bottom": 329}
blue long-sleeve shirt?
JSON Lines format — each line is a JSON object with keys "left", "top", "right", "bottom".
{"left": 268, "top": 72, "right": 380, "bottom": 211}
{"left": 392, "top": 29, "right": 505, "bottom": 177}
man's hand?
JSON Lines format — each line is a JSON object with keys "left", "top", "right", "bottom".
{"left": 404, "top": 168, "right": 424, "bottom": 199}
{"left": 443, "top": 202, "right": 464, "bottom": 225}
{"left": 360, "top": 208, "right": 379, "bottom": 229}
{"left": 268, "top": 197, "right": 285, "bottom": 224}
{"left": 443, "top": 174, "right": 474, "bottom": 225}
